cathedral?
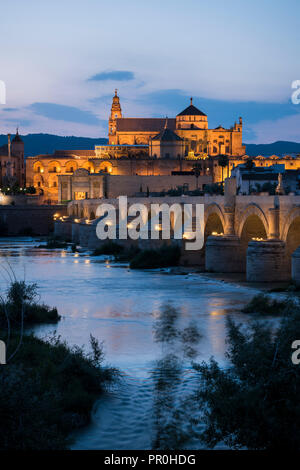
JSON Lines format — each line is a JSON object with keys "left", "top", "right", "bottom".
{"left": 108, "top": 90, "right": 245, "bottom": 157}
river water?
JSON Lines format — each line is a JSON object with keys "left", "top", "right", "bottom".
{"left": 0, "top": 238, "right": 265, "bottom": 449}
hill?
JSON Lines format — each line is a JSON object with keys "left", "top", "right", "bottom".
{"left": 0, "top": 133, "right": 108, "bottom": 157}
{"left": 1, "top": 133, "right": 300, "bottom": 158}
{"left": 245, "top": 141, "right": 300, "bottom": 156}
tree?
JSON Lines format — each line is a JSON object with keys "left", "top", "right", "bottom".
{"left": 218, "top": 155, "right": 229, "bottom": 183}
{"left": 192, "top": 301, "right": 300, "bottom": 450}
{"left": 192, "top": 163, "right": 201, "bottom": 189}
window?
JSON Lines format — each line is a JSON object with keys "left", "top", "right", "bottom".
{"left": 70, "top": 167, "right": 73, "bottom": 172}
{"left": 165, "top": 153, "right": 170, "bottom": 159}
{"left": 53, "top": 181, "right": 57, "bottom": 187}
{"left": 37, "top": 167, "right": 40, "bottom": 173}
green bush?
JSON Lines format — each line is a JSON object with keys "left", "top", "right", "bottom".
{"left": 130, "top": 245, "right": 181, "bottom": 269}
{"left": 0, "top": 333, "right": 116, "bottom": 449}
{"left": 242, "top": 293, "right": 292, "bottom": 315}
{"left": 0, "top": 281, "right": 60, "bottom": 328}
{"left": 115, "top": 246, "right": 140, "bottom": 262}
{"left": 191, "top": 308, "right": 300, "bottom": 450}
{"left": 93, "top": 241, "right": 124, "bottom": 256}
{"left": 37, "top": 237, "right": 68, "bottom": 249}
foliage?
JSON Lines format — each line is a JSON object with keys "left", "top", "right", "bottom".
{"left": 37, "top": 237, "right": 69, "bottom": 249}
{"left": 0, "top": 184, "right": 36, "bottom": 195}
{"left": 93, "top": 241, "right": 124, "bottom": 256}
{"left": 0, "top": 333, "right": 116, "bottom": 449}
{"left": 0, "top": 280, "right": 60, "bottom": 328}
{"left": 242, "top": 293, "right": 294, "bottom": 316}
{"left": 203, "top": 182, "right": 224, "bottom": 195}
{"left": 244, "top": 157, "right": 255, "bottom": 171}
{"left": 192, "top": 309, "right": 300, "bottom": 450}
{"left": 253, "top": 182, "right": 277, "bottom": 195}
{"left": 130, "top": 245, "right": 181, "bottom": 269}
{"left": 218, "top": 155, "right": 229, "bottom": 168}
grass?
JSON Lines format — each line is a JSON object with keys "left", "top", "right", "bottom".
{"left": 130, "top": 245, "right": 181, "bottom": 269}
{"left": 0, "top": 332, "right": 117, "bottom": 449}
{"left": 0, "top": 281, "right": 60, "bottom": 329}
{"left": 242, "top": 293, "right": 297, "bottom": 315}
{"left": 0, "top": 279, "right": 117, "bottom": 449}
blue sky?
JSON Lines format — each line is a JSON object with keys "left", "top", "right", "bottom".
{"left": 0, "top": 0, "right": 300, "bottom": 143}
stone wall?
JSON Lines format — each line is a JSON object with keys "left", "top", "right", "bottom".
{"left": 0, "top": 205, "right": 67, "bottom": 236}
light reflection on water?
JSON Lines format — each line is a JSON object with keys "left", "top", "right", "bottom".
{"left": 0, "top": 238, "right": 261, "bottom": 449}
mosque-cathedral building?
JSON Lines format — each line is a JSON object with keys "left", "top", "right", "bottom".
{"left": 25, "top": 90, "right": 300, "bottom": 202}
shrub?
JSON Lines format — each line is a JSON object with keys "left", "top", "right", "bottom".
{"left": 115, "top": 246, "right": 140, "bottom": 262}
{"left": 0, "top": 333, "right": 116, "bottom": 449}
{"left": 37, "top": 237, "right": 68, "bottom": 249}
{"left": 130, "top": 245, "right": 181, "bottom": 269}
{"left": 93, "top": 241, "right": 124, "bottom": 256}
{"left": 0, "top": 281, "right": 60, "bottom": 328}
{"left": 191, "top": 309, "right": 300, "bottom": 450}
{"left": 242, "top": 293, "right": 293, "bottom": 315}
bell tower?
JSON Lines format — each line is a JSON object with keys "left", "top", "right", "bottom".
{"left": 109, "top": 89, "right": 122, "bottom": 144}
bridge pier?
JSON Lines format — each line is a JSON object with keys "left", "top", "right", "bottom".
{"left": 205, "top": 235, "right": 244, "bottom": 273}
{"left": 247, "top": 239, "right": 289, "bottom": 282}
{"left": 292, "top": 246, "right": 300, "bottom": 286}
{"left": 71, "top": 220, "right": 81, "bottom": 244}
{"left": 54, "top": 219, "right": 72, "bottom": 240}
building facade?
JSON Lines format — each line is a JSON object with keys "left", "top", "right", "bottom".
{"left": 109, "top": 91, "right": 245, "bottom": 157}
{"left": 0, "top": 131, "right": 25, "bottom": 187}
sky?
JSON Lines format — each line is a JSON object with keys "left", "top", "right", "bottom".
{"left": 0, "top": 0, "right": 300, "bottom": 143}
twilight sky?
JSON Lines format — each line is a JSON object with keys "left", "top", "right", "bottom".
{"left": 0, "top": 0, "right": 300, "bottom": 143}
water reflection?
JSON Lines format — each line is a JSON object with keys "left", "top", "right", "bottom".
{"left": 152, "top": 304, "right": 201, "bottom": 449}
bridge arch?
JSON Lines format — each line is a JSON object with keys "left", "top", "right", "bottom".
{"left": 237, "top": 203, "right": 269, "bottom": 239}
{"left": 281, "top": 207, "right": 300, "bottom": 242}
{"left": 204, "top": 203, "right": 225, "bottom": 235}
{"left": 282, "top": 208, "right": 300, "bottom": 269}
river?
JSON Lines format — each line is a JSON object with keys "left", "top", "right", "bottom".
{"left": 0, "top": 238, "right": 267, "bottom": 449}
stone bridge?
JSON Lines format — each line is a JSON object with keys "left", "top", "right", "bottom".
{"left": 62, "top": 180, "right": 300, "bottom": 283}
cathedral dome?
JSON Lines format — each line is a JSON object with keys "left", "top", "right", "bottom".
{"left": 177, "top": 98, "right": 206, "bottom": 117}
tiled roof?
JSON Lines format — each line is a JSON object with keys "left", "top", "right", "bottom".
{"left": 116, "top": 118, "right": 176, "bottom": 132}
{"left": 152, "top": 128, "right": 183, "bottom": 142}
{"left": 177, "top": 104, "right": 206, "bottom": 117}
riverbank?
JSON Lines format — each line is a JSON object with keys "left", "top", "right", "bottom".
{"left": 0, "top": 275, "right": 117, "bottom": 450}
{"left": 0, "top": 332, "right": 116, "bottom": 449}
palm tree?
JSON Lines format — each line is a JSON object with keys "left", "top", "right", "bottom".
{"left": 192, "top": 163, "right": 202, "bottom": 189}
{"left": 218, "top": 155, "right": 229, "bottom": 184}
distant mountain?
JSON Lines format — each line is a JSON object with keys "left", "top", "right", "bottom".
{"left": 245, "top": 141, "right": 300, "bottom": 156}
{"left": 0, "top": 133, "right": 299, "bottom": 158}
{"left": 0, "top": 133, "right": 108, "bottom": 157}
